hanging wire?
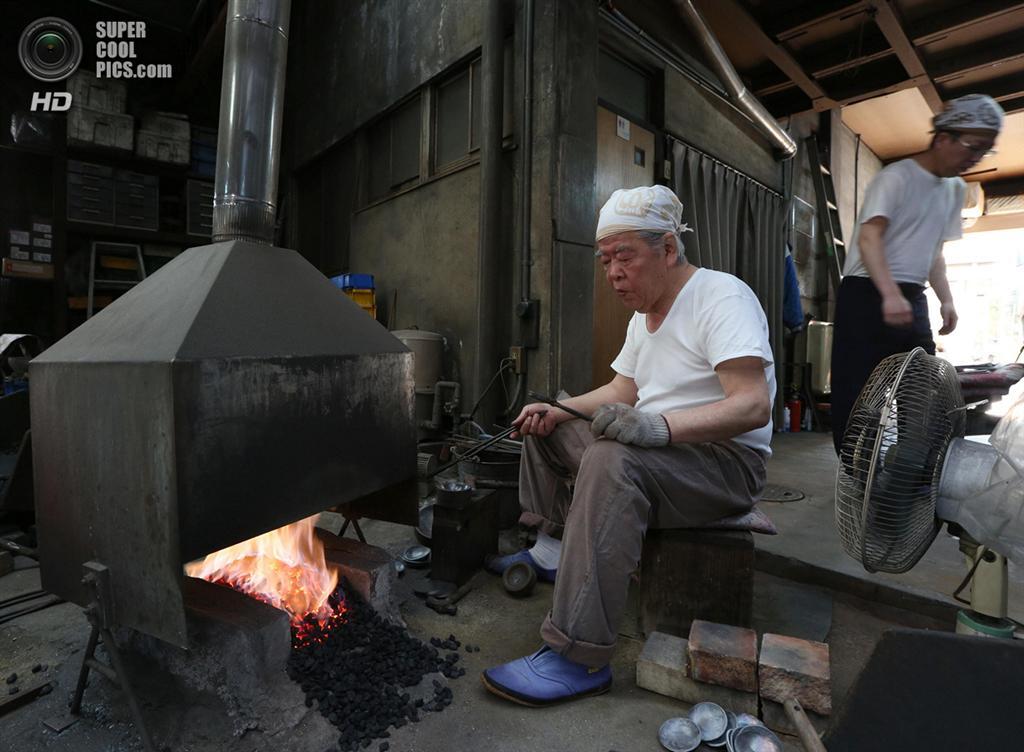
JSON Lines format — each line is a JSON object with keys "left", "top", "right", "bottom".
{"left": 467, "top": 358, "right": 515, "bottom": 423}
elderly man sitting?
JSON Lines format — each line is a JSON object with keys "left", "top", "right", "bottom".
{"left": 482, "top": 185, "right": 776, "bottom": 706}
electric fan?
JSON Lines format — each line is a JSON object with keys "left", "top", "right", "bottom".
{"left": 836, "top": 347, "right": 1024, "bottom": 638}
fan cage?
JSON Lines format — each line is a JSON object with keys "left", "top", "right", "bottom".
{"left": 835, "top": 348, "right": 965, "bottom": 573}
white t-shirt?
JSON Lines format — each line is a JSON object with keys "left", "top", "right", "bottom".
{"left": 843, "top": 158, "right": 965, "bottom": 285}
{"left": 610, "top": 268, "right": 776, "bottom": 457}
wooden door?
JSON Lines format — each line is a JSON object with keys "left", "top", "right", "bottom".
{"left": 591, "top": 106, "right": 656, "bottom": 388}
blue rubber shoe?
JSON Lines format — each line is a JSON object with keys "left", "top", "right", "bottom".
{"left": 484, "top": 549, "right": 557, "bottom": 583}
{"left": 482, "top": 646, "right": 612, "bottom": 706}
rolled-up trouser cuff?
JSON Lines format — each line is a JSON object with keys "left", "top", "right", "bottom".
{"left": 518, "top": 511, "right": 564, "bottom": 538}
{"left": 540, "top": 611, "right": 614, "bottom": 669}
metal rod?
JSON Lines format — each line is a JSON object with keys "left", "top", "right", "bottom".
{"left": 429, "top": 424, "right": 521, "bottom": 478}
{"left": 71, "top": 625, "right": 100, "bottom": 715}
{"left": 101, "top": 628, "right": 157, "bottom": 752}
{"left": 528, "top": 391, "right": 593, "bottom": 422}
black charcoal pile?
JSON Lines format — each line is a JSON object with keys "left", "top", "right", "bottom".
{"left": 288, "top": 586, "right": 469, "bottom": 752}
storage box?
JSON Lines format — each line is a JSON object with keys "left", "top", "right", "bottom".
{"left": 141, "top": 111, "right": 190, "bottom": 140}
{"left": 68, "top": 163, "right": 115, "bottom": 225}
{"left": 68, "top": 69, "right": 127, "bottom": 114}
{"left": 7, "top": 247, "right": 30, "bottom": 261}
{"left": 31, "top": 235, "right": 52, "bottom": 248}
{"left": 67, "top": 106, "right": 134, "bottom": 151}
{"left": 135, "top": 130, "right": 189, "bottom": 164}
{"left": 32, "top": 251, "right": 52, "bottom": 263}
{"left": 186, "top": 179, "right": 214, "bottom": 236}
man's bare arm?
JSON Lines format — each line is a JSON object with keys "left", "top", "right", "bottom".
{"left": 858, "top": 217, "right": 913, "bottom": 327}
{"left": 928, "top": 252, "right": 958, "bottom": 335}
{"left": 661, "top": 357, "right": 771, "bottom": 444}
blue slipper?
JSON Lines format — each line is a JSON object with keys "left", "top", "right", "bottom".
{"left": 485, "top": 549, "right": 557, "bottom": 583}
{"left": 482, "top": 646, "right": 612, "bottom": 706}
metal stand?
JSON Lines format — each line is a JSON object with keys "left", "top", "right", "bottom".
{"left": 338, "top": 516, "right": 366, "bottom": 543}
{"left": 70, "top": 562, "right": 156, "bottom": 752}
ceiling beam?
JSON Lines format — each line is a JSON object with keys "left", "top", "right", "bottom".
{"left": 763, "top": 1, "right": 871, "bottom": 42}
{"left": 869, "top": 0, "right": 944, "bottom": 113}
{"left": 910, "top": 0, "right": 1024, "bottom": 45}
{"left": 702, "top": 0, "right": 834, "bottom": 108}
{"left": 999, "top": 95, "right": 1024, "bottom": 114}
{"left": 930, "top": 32, "right": 1024, "bottom": 82}
{"left": 942, "top": 71, "right": 1024, "bottom": 103}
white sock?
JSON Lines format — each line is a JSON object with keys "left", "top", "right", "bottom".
{"left": 528, "top": 531, "right": 562, "bottom": 570}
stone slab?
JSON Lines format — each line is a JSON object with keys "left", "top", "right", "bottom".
{"left": 687, "top": 619, "right": 758, "bottom": 693}
{"left": 759, "top": 632, "right": 831, "bottom": 715}
{"left": 636, "top": 631, "right": 758, "bottom": 716}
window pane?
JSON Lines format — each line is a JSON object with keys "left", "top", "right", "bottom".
{"left": 436, "top": 68, "right": 471, "bottom": 168}
{"left": 367, "top": 120, "right": 390, "bottom": 200}
{"left": 598, "top": 49, "right": 649, "bottom": 122}
{"left": 391, "top": 98, "right": 420, "bottom": 186}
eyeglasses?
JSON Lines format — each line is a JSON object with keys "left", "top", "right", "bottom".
{"left": 955, "top": 137, "right": 997, "bottom": 158}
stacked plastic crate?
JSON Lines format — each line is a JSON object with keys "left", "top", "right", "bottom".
{"left": 330, "top": 273, "right": 376, "bottom": 319}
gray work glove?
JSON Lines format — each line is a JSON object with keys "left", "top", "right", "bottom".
{"left": 590, "top": 403, "right": 671, "bottom": 447}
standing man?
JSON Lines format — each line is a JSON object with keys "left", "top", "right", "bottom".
{"left": 831, "top": 94, "right": 1004, "bottom": 454}
{"left": 481, "top": 185, "right": 776, "bottom": 706}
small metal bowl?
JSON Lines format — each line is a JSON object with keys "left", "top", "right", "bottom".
{"left": 658, "top": 717, "right": 702, "bottom": 752}
{"left": 400, "top": 544, "right": 431, "bottom": 567}
{"left": 729, "top": 725, "right": 784, "bottom": 752}
{"left": 689, "top": 701, "right": 729, "bottom": 741}
{"left": 735, "top": 713, "right": 764, "bottom": 728}
{"left": 707, "top": 710, "right": 739, "bottom": 747}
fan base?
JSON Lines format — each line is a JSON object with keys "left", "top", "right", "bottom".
{"left": 955, "top": 609, "right": 1016, "bottom": 639}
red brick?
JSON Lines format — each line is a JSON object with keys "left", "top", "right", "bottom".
{"left": 758, "top": 633, "right": 831, "bottom": 715}
{"left": 687, "top": 619, "right": 758, "bottom": 693}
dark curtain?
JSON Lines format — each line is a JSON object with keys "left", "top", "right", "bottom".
{"left": 671, "top": 138, "right": 788, "bottom": 417}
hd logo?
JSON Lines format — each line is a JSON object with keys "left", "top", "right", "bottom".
{"left": 19, "top": 16, "right": 83, "bottom": 111}
{"left": 30, "top": 92, "right": 72, "bottom": 112}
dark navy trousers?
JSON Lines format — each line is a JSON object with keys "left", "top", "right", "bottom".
{"left": 830, "top": 276, "right": 935, "bottom": 455}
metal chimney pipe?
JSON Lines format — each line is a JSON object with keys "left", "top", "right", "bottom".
{"left": 213, "top": 0, "right": 292, "bottom": 243}
{"left": 672, "top": 0, "right": 797, "bottom": 160}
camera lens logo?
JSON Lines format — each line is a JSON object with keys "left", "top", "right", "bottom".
{"left": 19, "top": 17, "right": 83, "bottom": 82}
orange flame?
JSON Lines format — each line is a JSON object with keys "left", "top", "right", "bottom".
{"left": 185, "top": 515, "right": 339, "bottom": 629}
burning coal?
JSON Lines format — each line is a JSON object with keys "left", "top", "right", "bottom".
{"left": 185, "top": 515, "right": 341, "bottom": 630}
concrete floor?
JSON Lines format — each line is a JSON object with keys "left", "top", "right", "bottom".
{"left": 0, "top": 430, "right": 1006, "bottom": 752}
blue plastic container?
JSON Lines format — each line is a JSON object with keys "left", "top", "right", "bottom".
{"left": 330, "top": 273, "right": 374, "bottom": 290}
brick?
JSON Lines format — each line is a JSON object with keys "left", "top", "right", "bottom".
{"left": 758, "top": 633, "right": 831, "bottom": 715}
{"left": 636, "top": 632, "right": 758, "bottom": 716}
{"left": 317, "top": 529, "right": 403, "bottom": 626}
{"left": 687, "top": 619, "right": 758, "bottom": 693}
{"left": 761, "top": 698, "right": 830, "bottom": 738}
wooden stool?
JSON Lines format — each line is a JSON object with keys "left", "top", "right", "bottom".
{"left": 637, "top": 528, "right": 754, "bottom": 638}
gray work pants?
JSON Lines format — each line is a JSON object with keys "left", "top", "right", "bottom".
{"left": 518, "top": 419, "right": 767, "bottom": 668}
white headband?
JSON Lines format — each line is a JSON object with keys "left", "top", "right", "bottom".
{"left": 596, "top": 185, "right": 693, "bottom": 242}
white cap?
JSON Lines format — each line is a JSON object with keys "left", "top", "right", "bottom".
{"left": 933, "top": 94, "right": 1004, "bottom": 134}
{"left": 596, "top": 185, "right": 692, "bottom": 242}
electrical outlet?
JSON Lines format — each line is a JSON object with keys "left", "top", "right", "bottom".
{"left": 509, "top": 346, "right": 524, "bottom": 375}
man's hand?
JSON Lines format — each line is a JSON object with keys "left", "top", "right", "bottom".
{"left": 882, "top": 292, "right": 913, "bottom": 328}
{"left": 938, "top": 301, "right": 958, "bottom": 335}
{"left": 511, "top": 403, "right": 558, "bottom": 438}
{"left": 590, "top": 403, "right": 670, "bottom": 447}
